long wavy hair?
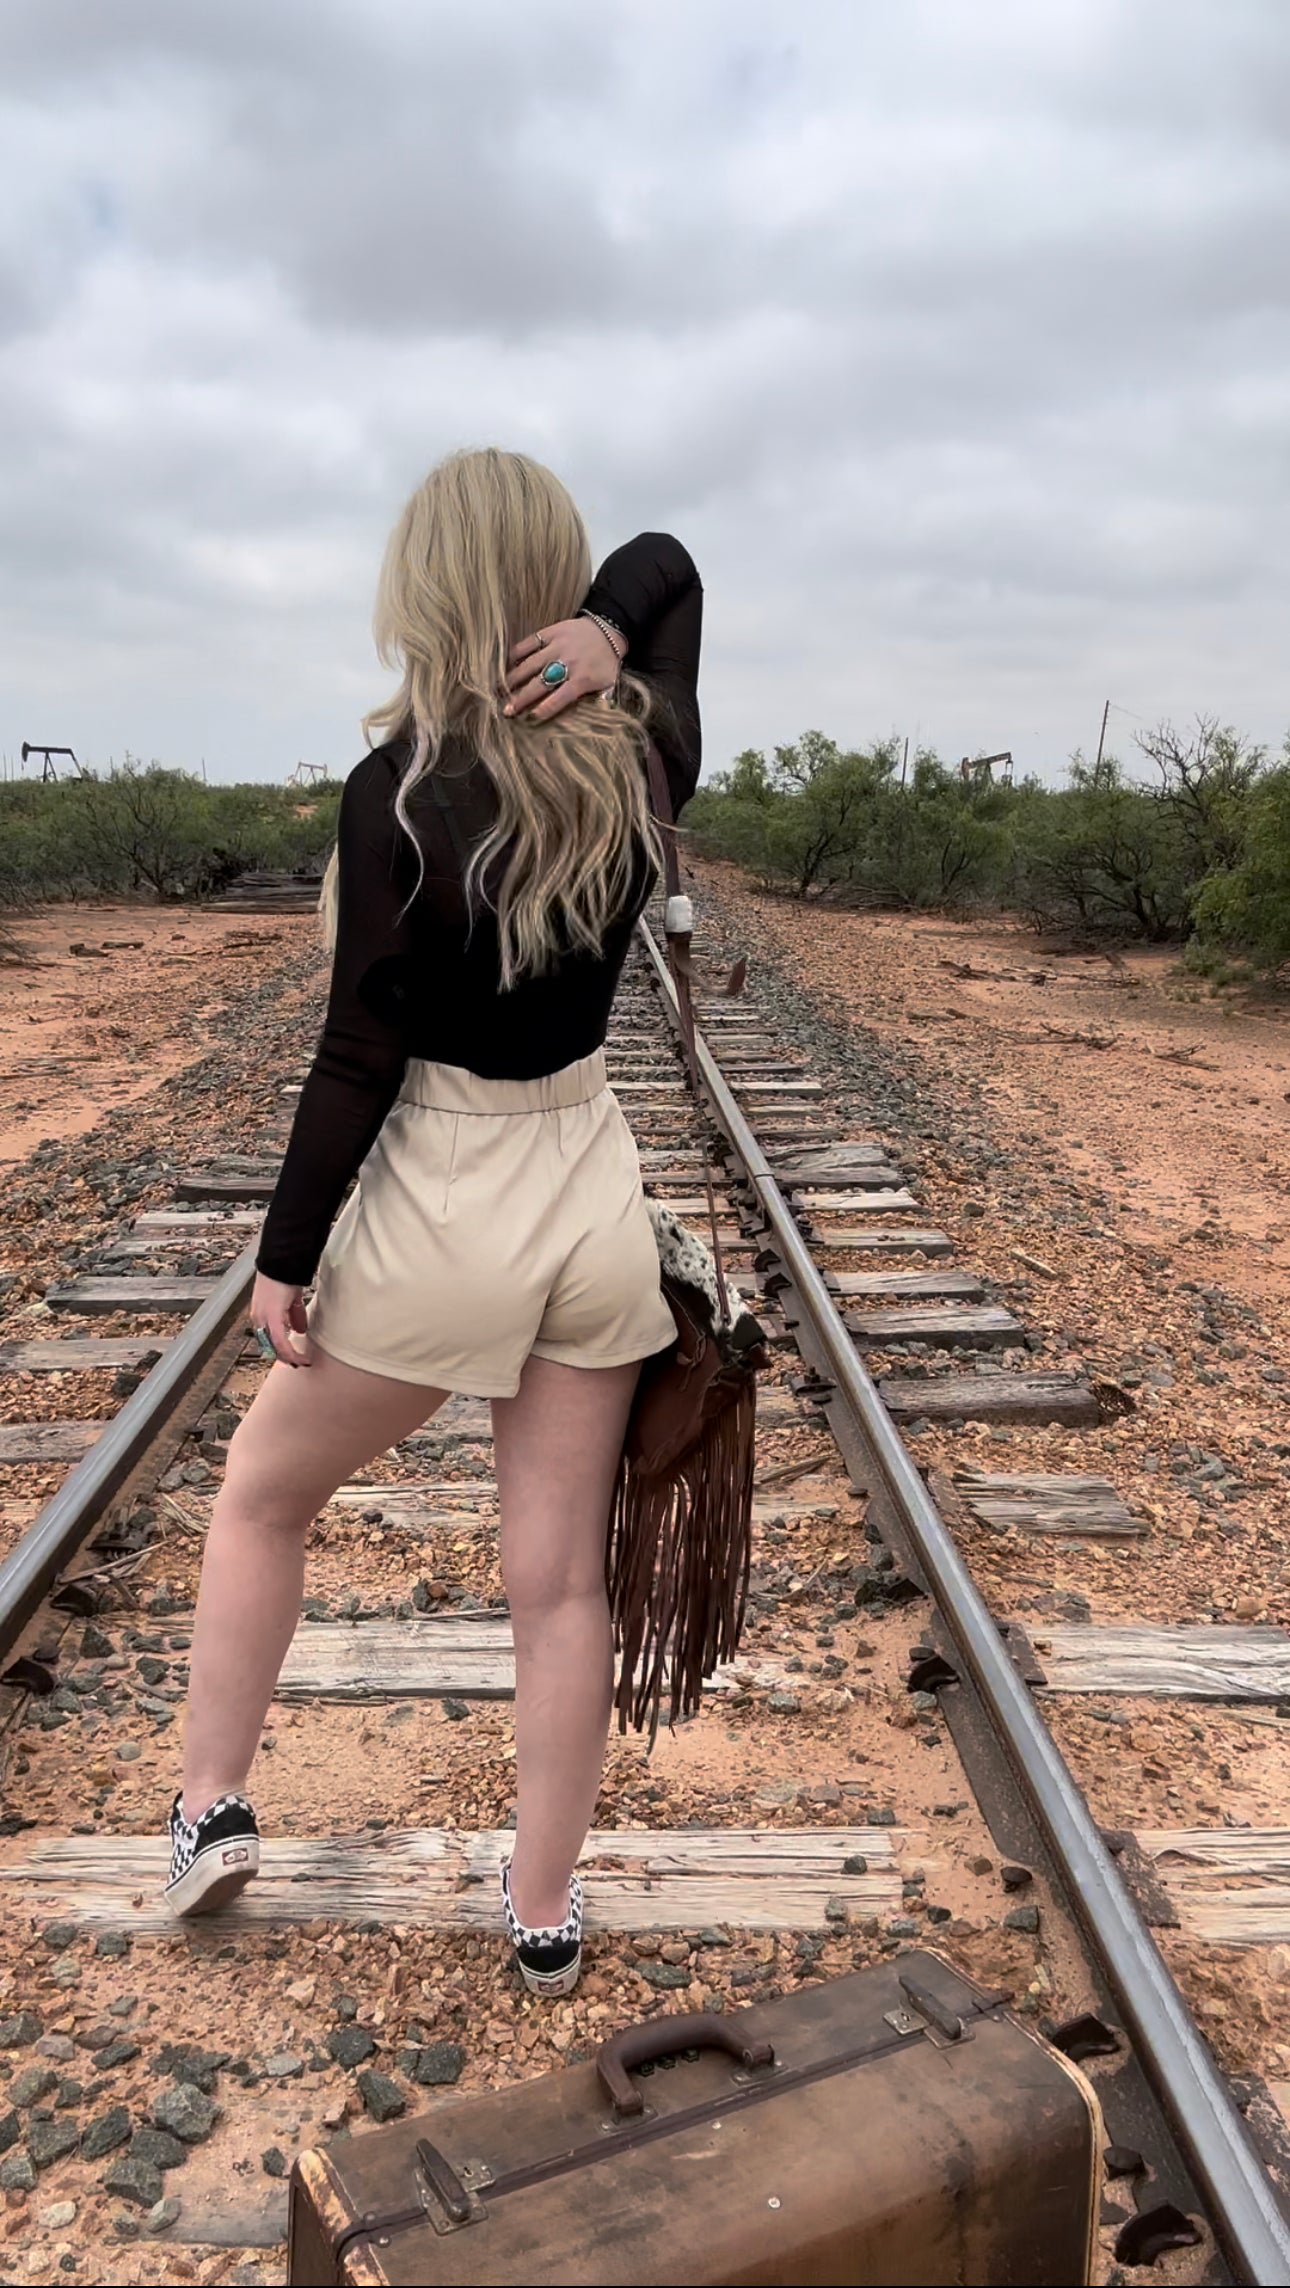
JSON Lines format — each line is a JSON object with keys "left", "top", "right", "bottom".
{"left": 318, "top": 448, "right": 656, "bottom": 984}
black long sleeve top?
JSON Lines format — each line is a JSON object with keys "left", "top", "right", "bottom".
{"left": 255, "top": 532, "right": 702, "bottom": 1286}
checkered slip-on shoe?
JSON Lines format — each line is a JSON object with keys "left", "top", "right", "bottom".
{"left": 164, "top": 1791, "right": 260, "bottom": 1917}
{"left": 500, "top": 1861, "right": 583, "bottom": 1997}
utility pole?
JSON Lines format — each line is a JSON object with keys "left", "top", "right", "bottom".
{"left": 900, "top": 737, "right": 909, "bottom": 791}
{"left": 1094, "top": 699, "right": 1110, "bottom": 772}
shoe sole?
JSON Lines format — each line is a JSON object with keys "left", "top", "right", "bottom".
{"left": 517, "top": 1948, "right": 581, "bottom": 1998}
{"left": 164, "top": 1836, "right": 260, "bottom": 1918}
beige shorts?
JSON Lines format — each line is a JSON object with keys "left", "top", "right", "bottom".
{"left": 306, "top": 1049, "right": 675, "bottom": 1398}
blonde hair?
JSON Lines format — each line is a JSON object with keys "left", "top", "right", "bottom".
{"left": 334, "top": 447, "right": 656, "bottom": 985}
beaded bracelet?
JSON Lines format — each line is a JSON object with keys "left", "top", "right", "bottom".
{"left": 578, "top": 608, "right": 628, "bottom": 662}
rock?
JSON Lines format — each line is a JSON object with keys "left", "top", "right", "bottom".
{"left": 326, "top": 2026, "right": 375, "bottom": 2069}
{"left": 144, "top": 2194, "right": 182, "bottom": 2235}
{"left": 261, "top": 2147, "right": 288, "bottom": 2178}
{"left": 82, "top": 1624, "right": 115, "bottom": 1659}
{"left": 1004, "top": 1904, "right": 1040, "bottom": 1934}
{"left": 136, "top": 1656, "right": 169, "bottom": 1686}
{"left": 0, "top": 2109, "right": 19, "bottom": 2155}
{"left": 842, "top": 1855, "right": 868, "bottom": 1876}
{"left": 885, "top": 1918, "right": 920, "bottom": 1939}
{"left": 104, "top": 2155, "right": 165, "bottom": 2210}
{"left": 0, "top": 2013, "right": 42, "bottom": 2049}
{"left": 36, "top": 2036, "right": 76, "bottom": 2063}
{"left": 356, "top": 2071, "right": 406, "bottom": 2123}
{"left": 867, "top": 1807, "right": 897, "bottom": 1828}
{"left": 634, "top": 1962, "right": 689, "bottom": 1990}
{"left": 10, "top": 2067, "right": 57, "bottom": 2108}
{"left": 767, "top": 1691, "right": 801, "bottom": 1714}
{"left": 81, "top": 2106, "right": 132, "bottom": 2161}
{"left": 152, "top": 2084, "right": 220, "bottom": 2144}
{"left": 753, "top": 1781, "right": 798, "bottom": 1809}
{"left": 155, "top": 2043, "right": 223, "bottom": 2092}
{"left": 40, "top": 1921, "right": 78, "bottom": 1953}
{"left": 263, "top": 2053, "right": 304, "bottom": 2081}
{"left": 131, "top": 2125, "right": 188, "bottom": 2172}
{"left": 441, "top": 1696, "right": 470, "bottom": 1721}
{"left": 55, "top": 2078, "right": 84, "bottom": 2110}
{"left": 39, "top": 2197, "right": 77, "bottom": 2228}
{"left": 969, "top": 1856, "right": 993, "bottom": 1876}
{"left": 1000, "top": 1864, "right": 1033, "bottom": 1892}
{"left": 0, "top": 2150, "right": 38, "bottom": 2193}
{"left": 27, "top": 2117, "right": 80, "bottom": 2170}
{"left": 697, "top": 1928, "right": 733, "bottom": 1948}
{"left": 408, "top": 2042, "right": 465, "bottom": 2087}
{"left": 94, "top": 1932, "right": 130, "bottom": 1959}
{"left": 116, "top": 1741, "right": 142, "bottom": 1762}
{"left": 95, "top": 2039, "right": 140, "bottom": 2072}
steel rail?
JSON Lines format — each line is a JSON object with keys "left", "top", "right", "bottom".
{"left": 638, "top": 917, "right": 1290, "bottom": 2287}
{"left": 0, "top": 1240, "right": 257, "bottom": 1661}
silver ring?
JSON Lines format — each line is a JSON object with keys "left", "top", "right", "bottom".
{"left": 252, "top": 1325, "right": 277, "bottom": 1363}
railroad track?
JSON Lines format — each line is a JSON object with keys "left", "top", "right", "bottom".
{"left": 0, "top": 913, "right": 1288, "bottom": 2282}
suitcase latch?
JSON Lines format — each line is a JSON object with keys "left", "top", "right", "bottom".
{"left": 413, "top": 2138, "right": 489, "bottom": 2235}
{"left": 884, "top": 1973, "right": 970, "bottom": 2049}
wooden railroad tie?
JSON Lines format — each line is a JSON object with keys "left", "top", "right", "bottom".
{"left": 271, "top": 1618, "right": 795, "bottom": 1704}
{"left": 1030, "top": 1623, "right": 1290, "bottom": 1702}
{"left": 1137, "top": 1830, "right": 1290, "bottom": 1945}
{"left": 0, "top": 1826, "right": 908, "bottom": 1935}
{"left": 955, "top": 1472, "right": 1145, "bottom": 1540}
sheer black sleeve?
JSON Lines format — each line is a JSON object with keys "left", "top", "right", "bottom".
{"left": 584, "top": 532, "right": 702, "bottom": 816}
{"left": 255, "top": 751, "right": 412, "bottom": 1286}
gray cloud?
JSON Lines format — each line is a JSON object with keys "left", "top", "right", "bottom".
{"left": 1, "top": 0, "right": 1288, "bottom": 785}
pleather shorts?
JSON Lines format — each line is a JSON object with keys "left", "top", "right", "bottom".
{"left": 306, "top": 1050, "right": 675, "bottom": 1398}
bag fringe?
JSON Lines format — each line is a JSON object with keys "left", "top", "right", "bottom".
{"left": 607, "top": 1374, "right": 758, "bottom": 1746}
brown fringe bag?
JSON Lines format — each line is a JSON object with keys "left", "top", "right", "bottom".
{"left": 606, "top": 749, "right": 769, "bottom": 1743}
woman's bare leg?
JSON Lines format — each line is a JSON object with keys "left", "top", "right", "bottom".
{"left": 182, "top": 1349, "right": 447, "bottom": 1818}
{"left": 491, "top": 1353, "right": 639, "bottom": 1930}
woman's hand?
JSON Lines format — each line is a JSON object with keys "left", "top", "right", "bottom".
{"left": 249, "top": 1272, "right": 313, "bottom": 1368}
{"left": 504, "top": 617, "right": 624, "bottom": 722}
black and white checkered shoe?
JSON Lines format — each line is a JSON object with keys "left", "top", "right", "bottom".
{"left": 164, "top": 1791, "right": 260, "bottom": 1917}
{"left": 500, "top": 1862, "right": 583, "bottom": 1996}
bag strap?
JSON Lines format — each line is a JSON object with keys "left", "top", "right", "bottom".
{"left": 645, "top": 744, "right": 732, "bottom": 1324}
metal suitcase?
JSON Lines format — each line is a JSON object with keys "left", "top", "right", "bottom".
{"left": 288, "top": 1951, "right": 1101, "bottom": 2286}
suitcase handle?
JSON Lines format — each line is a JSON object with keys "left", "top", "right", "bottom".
{"left": 597, "top": 2013, "right": 775, "bottom": 2117}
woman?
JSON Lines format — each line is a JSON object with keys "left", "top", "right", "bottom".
{"left": 167, "top": 449, "right": 702, "bottom": 1998}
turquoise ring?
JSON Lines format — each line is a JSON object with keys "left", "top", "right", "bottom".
{"left": 541, "top": 659, "right": 569, "bottom": 688}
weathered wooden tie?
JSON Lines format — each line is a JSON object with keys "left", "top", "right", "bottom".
{"left": 1136, "top": 1831, "right": 1290, "bottom": 1944}
{"left": 0, "top": 1826, "right": 906, "bottom": 1933}
{"left": 847, "top": 1304, "right": 1023, "bottom": 1350}
{"left": 956, "top": 1472, "right": 1145, "bottom": 1539}
{"left": 274, "top": 1618, "right": 791, "bottom": 1703}
{"left": 0, "top": 1338, "right": 172, "bottom": 1373}
{"left": 45, "top": 1277, "right": 216, "bottom": 1318}
{"left": 1033, "top": 1624, "right": 1290, "bottom": 1701}
{"left": 830, "top": 1269, "right": 982, "bottom": 1302}
{"left": 878, "top": 1372, "right": 1100, "bottom": 1427}
{"left": 0, "top": 1421, "right": 107, "bottom": 1464}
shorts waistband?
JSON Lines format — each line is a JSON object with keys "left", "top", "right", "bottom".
{"left": 398, "top": 1049, "right": 608, "bottom": 1115}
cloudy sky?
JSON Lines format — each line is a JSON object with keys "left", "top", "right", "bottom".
{"left": 3, "top": 0, "right": 1288, "bottom": 788}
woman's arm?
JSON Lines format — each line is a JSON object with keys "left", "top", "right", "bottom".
{"left": 584, "top": 532, "right": 703, "bottom": 813}
{"left": 254, "top": 751, "right": 412, "bottom": 1288}
{"left": 505, "top": 534, "right": 703, "bottom": 814}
